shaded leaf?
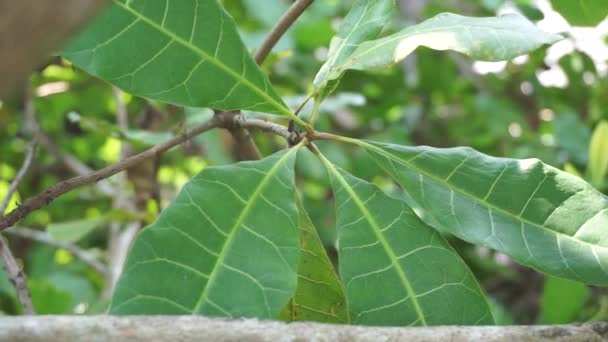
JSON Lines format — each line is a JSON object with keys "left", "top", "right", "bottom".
{"left": 360, "top": 140, "right": 608, "bottom": 285}
{"left": 550, "top": 0, "right": 608, "bottom": 26}
{"left": 314, "top": 0, "right": 395, "bottom": 90}
{"left": 111, "top": 148, "right": 301, "bottom": 317}
{"left": 319, "top": 154, "right": 493, "bottom": 326}
{"left": 63, "top": 0, "right": 293, "bottom": 117}
{"left": 279, "top": 194, "right": 349, "bottom": 323}
{"left": 337, "top": 13, "right": 562, "bottom": 73}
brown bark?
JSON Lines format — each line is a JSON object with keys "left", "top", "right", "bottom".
{"left": 0, "top": 0, "right": 110, "bottom": 97}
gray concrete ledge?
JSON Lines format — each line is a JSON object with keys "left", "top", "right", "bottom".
{"left": 0, "top": 316, "right": 607, "bottom": 342}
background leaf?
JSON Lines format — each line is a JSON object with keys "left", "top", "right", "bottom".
{"left": 321, "top": 156, "right": 493, "bottom": 326}
{"left": 589, "top": 121, "right": 608, "bottom": 189}
{"left": 110, "top": 149, "right": 300, "bottom": 317}
{"left": 550, "top": 0, "right": 608, "bottom": 26}
{"left": 47, "top": 217, "right": 106, "bottom": 243}
{"left": 540, "top": 275, "right": 589, "bottom": 324}
{"left": 339, "top": 13, "right": 562, "bottom": 73}
{"left": 62, "top": 0, "right": 292, "bottom": 116}
{"left": 279, "top": 194, "right": 349, "bottom": 323}
{"left": 361, "top": 141, "right": 608, "bottom": 285}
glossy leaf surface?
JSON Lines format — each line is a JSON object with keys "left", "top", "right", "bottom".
{"left": 338, "top": 13, "right": 561, "bottom": 73}
{"left": 321, "top": 156, "right": 493, "bottom": 326}
{"left": 63, "top": 0, "right": 292, "bottom": 117}
{"left": 279, "top": 195, "right": 349, "bottom": 323}
{"left": 361, "top": 141, "right": 608, "bottom": 285}
{"left": 111, "top": 149, "right": 300, "bottom": 317}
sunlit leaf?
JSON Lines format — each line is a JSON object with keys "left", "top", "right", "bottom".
{"left": 320, "top": 154, "right": 493, "bottom": 326}
{"left": 313, "top": 0, "right": 395, "bottom": 90}
{"left": 63, "top": 0, "right": 293, "bottom": 117}
{"left": 337, "top": 13, "right": 562, "bottom": 73}
{"left": 550, "top": 0, "right": 608, "bottom": 26}
{"left": 47, "top": 217, "right": 106, "bottom": 243}
{"left": 111, "top": 148, "right": 301, "bottom": 317}
{"left": 540, "top": 276, "right": 589, "bottom": 324}
{"left": 359, "top": 140, "right": 608, "bottom": 285}
{"left": 589, "top": 121, "right": 608, "bottom": 188}
{"left": 279, "top": 195, "right": 349, "bottom": 323}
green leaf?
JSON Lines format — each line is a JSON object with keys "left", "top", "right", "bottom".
{"left": 47, "top": 217, "right": 106, "bottom": 243}
{"left": 279, "top": 195, "right": 349, "bottom": 323}
{"left": 313, "top": 0, "right": 395, "bottom": 90}
{"left": 336, "top": 13, "right": 562, "bottom": 73}
{"left": 358, "top": 140, "right": 608, "bottom": 286}
{"left": 589, "top": 121, "right": 608, "bottom": 189}
{"left": 62, "top": 0, "right": 293, "bottom": 118}
{"left": 550, "top": 0, "right": 608, "bottom": 26}
{"left": 540, "top": 276, "right": 589, "bottom": 324}
{"left": 110, "top": 148, "right": 301, "bottom": 317}
{"left": 319, "top": 154, "right": 493, "bottom": 326}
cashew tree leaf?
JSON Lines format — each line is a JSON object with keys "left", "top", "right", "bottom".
{"left": 336, "top": 13, "right": 562, "bottom": 74}
{"left": 359, "top": 140, "right": 608, "bottom": 286}
{"left": 313, "top": 0, "right": 395, "bottom": 91}
{"left": 320, "top": 155, "right": 493, "bottom": 326}
{"left": 62, "top": 0, "right": 293, "bottom": 117}
{"left": 279, "top": 194, "right": 349, "bottom": 323}
{"left": 110, "top": 148, "right": 301, "bottom": 317}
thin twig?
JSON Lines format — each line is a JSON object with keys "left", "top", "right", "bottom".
{"left": 0, "top": 139, "right": 37, "bottom": 215}
{"left": 220, "top": 0, "right": 314, "bottom": 160}
{"left": 0, "top": 115, "right": 300, "bottom": 231}
{"left": 0, "top": 118, "right": 221, "bottom": 231}
{"left": 5, "top": 227, "right": 106, "bottom": 275}
{"left": 254, "top": 0, "right": 315, "bottom": 64}
{"left": 0, "top": 237, "right": 35, "bottom": 314}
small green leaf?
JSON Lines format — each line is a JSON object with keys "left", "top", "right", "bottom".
{"left": 313, "top": 0, "right": 395, "bottom": 90}
{"left": 359, "top": 140, "right": 608, "bottom": 286}
{"left": 589, "top": 121, "right": 608, "bottom": 189}
{"left": 111, "top": 148, "right": 301, "bottom": 317}
{"left": 319, "top": 154, "right": 493, "bottom": 326}
{"left": 47, "top": 217, "right": 106, "bottom": 243}
{"left": 338, "top": 13, "right": 562, "bottom": 73}
{"left": 550, "top": 0, "right": 608, "bottom": 26}
{"left": 63, "top": 0, "right": 294, "bottom": 118}
{"left": 279, "top": 194, "right": 349, "bottom": 323}
{"left": 540, "top": 276, "right": 589, "bottom": 324}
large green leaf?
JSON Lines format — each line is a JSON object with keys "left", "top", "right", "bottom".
{"left": 279, "top": 195, "right": 349, "bottom": 323}
{"left": 336, "top": 13, "right": 562, "bottom": 73}
{"left": 62, "top": 0, "right": 293, "bottom": 118}
{"left": 313, "top": 0, "right": 395, "bottom": 90}
{"left": 357, "top": 140, "right": 608, "bottom": 286}
{"left": 319, "top": 154, "right": 493, "bottom": 326}
{"left": 550, "top": 0, "right": 608, "bottom": 26}
{"left": 110, "top": 148, "right": 301, "bottom": 317}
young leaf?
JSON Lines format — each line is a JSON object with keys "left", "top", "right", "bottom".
{"left": 62, "top": 0, "right": 293, "bottom": 118}
{"left": 359, "top": 140, "right": 608, "bottom": 286}
{"left": 319, "top": 154, "right": 493, "bottom": 326}
{"left": 336, "top": 13, "right": 562, "bottom": 73}
{"left": 279, "top": 195, "right": 349, "bottom": 323}
{"left": 110, "top": 148, "right": 301, "bottom": 317}
{"left": 313, "top": 0, "right": 395, "bottom": 90}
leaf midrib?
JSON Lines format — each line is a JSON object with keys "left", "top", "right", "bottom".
{"left": 358, "top": 140, "right": 608, "bottom": 253}
{"left": 320, "top": 154, "right": 427, "bottom": 326}
{"left": 191, "top": 145, "right": 301, "bottom": 314}
{"left": 113, "top": 0, "right": 293, "bottom": 119}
